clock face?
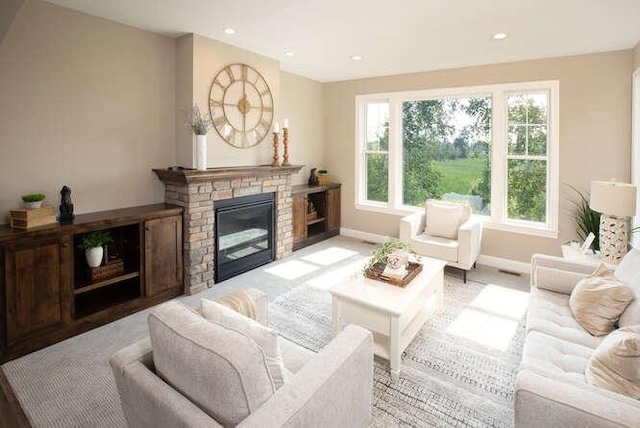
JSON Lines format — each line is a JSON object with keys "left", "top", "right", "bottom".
{"left": 209, "top": 63, "right": 274, "bottom": 148}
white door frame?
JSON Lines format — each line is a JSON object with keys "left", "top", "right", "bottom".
{"left": 632, "top": 68, "right": 640, "bottom": 248}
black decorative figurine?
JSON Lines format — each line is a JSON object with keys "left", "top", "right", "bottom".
{"left": 59, "top": 185, "right": 75, "bottom": 221}
{"left": 308, "top": 168, "right": 318, "bottom": 186}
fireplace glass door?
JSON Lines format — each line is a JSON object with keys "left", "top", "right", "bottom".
{"left": 215, "top": 193, "right": 274, "bottom": 281}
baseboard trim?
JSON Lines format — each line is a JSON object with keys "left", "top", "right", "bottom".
{"left": 476, "top": 255, "right": 530, "bottom": 275}
{"left": 340, "top": 228, "right": 531, "bottom": 274}
{"left": 340, "top": 228, "right": 391, "bottom": 244}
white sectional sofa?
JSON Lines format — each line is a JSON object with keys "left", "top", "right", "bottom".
{"left": 515, "top": 254, "right": 640, "bottom": 427}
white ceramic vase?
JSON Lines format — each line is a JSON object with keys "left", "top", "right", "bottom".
{"left": 196, "top": 135, "right": 207, "bottom": 171}
{"left": 85, "top": 246, "right": 104, "bottom": 268}
{"left": 24, "top": 201, "right": 43, "bottom": 210}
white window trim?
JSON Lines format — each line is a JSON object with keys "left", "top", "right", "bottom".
{"left": 355, "top": 80, "right": 560, "bottom": 238}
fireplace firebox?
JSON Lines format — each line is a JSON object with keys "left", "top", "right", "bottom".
{"left": 214, "top": 193, "right": 275, "bottom": 281}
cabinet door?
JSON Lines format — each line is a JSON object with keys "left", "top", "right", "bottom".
{"left": 292, "top": 194, "right": 307, "bottom": 243}
{"left": 327, "top": 187, "right": 341, "bottom": 232}
{"left": 145, "top": 215, "right": 183, "bottom": 297}
{"left": 4, "top": 236, "right": 70, "bottom": 345}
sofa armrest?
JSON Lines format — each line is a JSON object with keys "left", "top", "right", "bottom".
{"left": 515, "top": 369, "right": 640, "bottom": 428}
{"left": 110, "top": 338, "right": 222, "bottom": 428}
{"left": 399, "top": 211, "right": 425, "bottom": 241}
{"left": 457, "top": 217, "right": 482, "bottom": 270}
{"left": 531, "top": 254, "right": 598, "bottom": 295}
{"left": 239, "top": 325, "right": 374, "bottom": 428}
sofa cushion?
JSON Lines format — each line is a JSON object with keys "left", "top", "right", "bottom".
{"left": 148, "top": 300, "right": 276, "bottom": 426}
{"left": 616, "top": 249, "right": 640, "bottom": 327}
{"left": 520, "top": 331, "right": 593, "bottom": 385}
{"left": 279, "top": 336, "right": 316, "bottom": 374}
{"left": 569, "top": 264, "right": 634, "bottom": 336}
{"left": 201, "top": 298, "right": 287, "bottom": 389}
{"left": 527, "top": 288, "right": 604, "bottom": 349}
{"left": 424, "top": 200, "right": 469, "bottom": 239}
{"left": 586, "top": 325, "right": 640, "bottom": 399}
{"left": 412, "top": 234, "right": 458, "bottom": 262}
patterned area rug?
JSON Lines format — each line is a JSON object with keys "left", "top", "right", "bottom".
{"left": 269, "top": 276, "right": 528, "bottom": 428}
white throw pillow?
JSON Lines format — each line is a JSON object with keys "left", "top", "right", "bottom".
{"left": 424, "top": 200, "right": 466, "bottom": 239}
{"left": 569, "top": 264, "right": 634, "bottom": 336}
{"left": 149, "top": 300, "right": 276, "bottom": 426}
{"left": 200, "top": 298, "right": 287, "bottom": 389}
{"left": 615, "top": 249, "right": 640, "bottom": 327}
{"left": 585, "top": 325, "right": 640, "bottom": 399}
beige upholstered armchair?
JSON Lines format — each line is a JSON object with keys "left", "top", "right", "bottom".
{"left": 399, "top": 200, "right": 482, "bottom": 283}
{"left": 110, "top": 288, "right": 373, "bottom": 428}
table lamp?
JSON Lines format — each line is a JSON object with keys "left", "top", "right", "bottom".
{"left": 589, "top": 180, "right": 637, "bottom": 264}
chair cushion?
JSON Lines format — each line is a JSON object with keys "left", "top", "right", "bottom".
{"left": 148, "top": 300, "right": 276, "bottom": 426}
{"left": 585, "top": 325, "right": 640, "bottom": 399}
{"left": 412, "top": 234, "right": 458, "bottom": 262}
{"left": 615, "top": 249, "right": 640, "bottom": 327}
{"left": 424, "top": 200, "right": 469, "bottom": 239}
{"left": 569, "top": 264, "right": 634, "bottom": 336}
{"left": 200, "top": 298, "right": 287, "bottom": 389}
{"left": 527, "top": 288, "right": 604, "bottom": 349}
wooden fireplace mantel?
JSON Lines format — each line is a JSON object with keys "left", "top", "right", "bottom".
{"left": 153, "top": 165, "right": 304, "bottom": 184}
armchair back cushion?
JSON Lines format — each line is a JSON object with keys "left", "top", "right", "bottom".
{"left": 200, "top": 298, "right": 287, "bottom": 388}
{"left": 148, "top": 300, "right": 276, "bottom": 426}
{"left": 424, "top": 200, "right": 471, "bottom": 239}
{"left": 615, "top": 249, "right": 640, "bottom": 327}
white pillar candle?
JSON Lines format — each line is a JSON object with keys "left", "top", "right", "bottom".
{"left": 283, "top": 118, "right": 289, "bottom": 129}
{"left": 274, "top": 123, "right": 280, "bottom": 133}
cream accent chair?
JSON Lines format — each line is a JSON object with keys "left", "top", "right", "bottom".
{"left": 110, "top": 288, "right": 374, "bottom": 428}
{"left": 399, "top": 200, "right": 482, "bottom": 283}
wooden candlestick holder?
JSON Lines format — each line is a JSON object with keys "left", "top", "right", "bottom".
{"left": 282, "top": 128, "right": 291, "bottom": 166}
{"left": 271, "top": 132, "right": 280, "bottom": 166}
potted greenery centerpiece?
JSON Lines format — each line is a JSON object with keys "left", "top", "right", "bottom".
{"left": 81, "top": 230, "right": 112, "bottom": 268}
{"left": 364, "top": 240, "right": 418, "bottom": 276}
{"left": 21, "top": 193, "right": 45, "bottom": 210}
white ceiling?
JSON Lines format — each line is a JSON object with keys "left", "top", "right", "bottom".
{"left": 44, "top": 0, "right": 640, "bottom": 82}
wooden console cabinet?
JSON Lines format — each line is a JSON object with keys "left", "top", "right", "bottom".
{"left": 0, "top": 204, "right": 183, "bottom": 362}
{"left": 292, "top": 183, "right": 341, "bottom": 250}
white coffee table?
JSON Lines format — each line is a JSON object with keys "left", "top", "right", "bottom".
{"left": 329, "top": 257, "right": 445, "bottom": 381}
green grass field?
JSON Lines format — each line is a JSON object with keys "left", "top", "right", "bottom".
{"left": 433, "top": 156, "right": 486, "bottom": 194}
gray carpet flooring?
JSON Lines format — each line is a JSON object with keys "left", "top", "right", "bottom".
{"left": 2, "top": 236, "right": 529, "bottom": 427}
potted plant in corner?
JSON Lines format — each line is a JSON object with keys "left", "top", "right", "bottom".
{"left": 21, "top": 193, "right": 45, "bottom": 210}
{"left": 81, "top": 230, "right": 112, "bottom": 268}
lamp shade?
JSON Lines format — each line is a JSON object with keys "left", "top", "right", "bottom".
{"left": 589, "top": 181, "right": 637, "bottom": 217}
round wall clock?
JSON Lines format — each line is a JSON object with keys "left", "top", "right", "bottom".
{"left": 209, "top": 63, "right": 274, "bottom": 148}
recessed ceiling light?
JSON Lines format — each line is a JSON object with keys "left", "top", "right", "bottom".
{"left": 285, "top": 51, "right": 295, "bottom": 57}
{"left": 223, "top": 28, "right": 236, "bottom": 35}
{"left": 492, "top": 32, "right": 508, "bottom": 40}
{"left": 350, "top": 55, "right": 363, "bottom": 61}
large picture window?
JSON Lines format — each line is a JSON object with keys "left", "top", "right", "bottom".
{"left": 355, "top": 81, "right": 559, "bottom": 236}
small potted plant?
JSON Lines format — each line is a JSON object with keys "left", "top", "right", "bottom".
{"left": 81, "top": 230, "right": 112, "bottom": 268}
{"left": 21, "top": 193, "right": 45, "bottom": 209}
{"left": 364, "top": 240, "right": 417, "bottom": 273}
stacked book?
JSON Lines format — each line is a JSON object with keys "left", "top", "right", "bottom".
{"left": 10, "top": 206, "right": 58, "bottom": 229}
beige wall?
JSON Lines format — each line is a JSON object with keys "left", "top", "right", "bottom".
{"left": 0, "top": 0, "right": 23, "bottom": 45}
{"left": 0, "top": 0, "right": 175, "bottom": 222}
{"left": 324, "top": 51, "right": 633, "bottom": 262}
{"left": 175, "top": 34, "right": 281, "bottom": 169}
{"left": 635, "top": 41, "right": 640, "bottom": 71}
{"left": 279, "top": 71, "right": 324, "bottom": 185}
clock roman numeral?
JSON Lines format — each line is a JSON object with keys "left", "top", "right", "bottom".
{"left": 224, "top": 66, "right": 236, "bottom": 82}
{"left": 210, "top": 99, "right": 222, "bottom": 107}
{"left": 213, "top": 116, "right": 226, "bottom": 128}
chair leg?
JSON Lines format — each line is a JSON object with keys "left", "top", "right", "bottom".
{"left": 473, "top": 262, "right": 476, "bottom": 269}
{"left": 463, "top": 269, "right": 467, "bottom": 283}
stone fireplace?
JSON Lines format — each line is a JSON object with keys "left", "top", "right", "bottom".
{"left": 154, "top": 165, "right": 303, "bottom": 295}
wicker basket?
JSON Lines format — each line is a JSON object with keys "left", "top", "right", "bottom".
{"left": 87, "top": 258, "right": 124, "bottom": 281}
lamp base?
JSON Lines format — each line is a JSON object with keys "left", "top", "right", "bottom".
{"left": 599, "top": 214, "right": 629, "bottom": 264}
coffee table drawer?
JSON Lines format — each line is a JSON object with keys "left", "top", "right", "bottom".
{"left": 339, "top": 299, "right": 390, "bottom": 335}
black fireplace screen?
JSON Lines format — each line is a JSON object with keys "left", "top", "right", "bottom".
{"left": 214, "top": 193, "right": 275, "bottom": 281}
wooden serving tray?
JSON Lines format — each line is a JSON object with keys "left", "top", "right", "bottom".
{"left": 364, "top": 261, "right": 423, "bottom": 287}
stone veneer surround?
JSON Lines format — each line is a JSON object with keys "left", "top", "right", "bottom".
{"left": 153, "top": 165, "right": 303, "bottom": 294}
